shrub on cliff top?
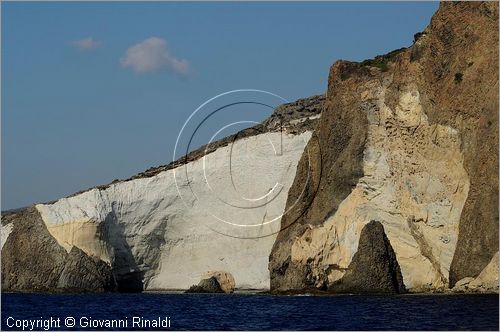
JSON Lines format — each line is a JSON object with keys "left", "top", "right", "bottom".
{"left": 360, "top": 47, "right": 407, "bottom": 72}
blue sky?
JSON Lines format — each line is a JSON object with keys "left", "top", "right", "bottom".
{"left": 2, "top": 1, "right": 439, "bottom": 210}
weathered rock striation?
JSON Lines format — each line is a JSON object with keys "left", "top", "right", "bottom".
{"left": 269, "top": 2, "right": 498, "bottom": 294}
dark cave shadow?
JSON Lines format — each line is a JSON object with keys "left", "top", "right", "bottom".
{"left": 100, "top": 210, "right": 144, "bottom": 292}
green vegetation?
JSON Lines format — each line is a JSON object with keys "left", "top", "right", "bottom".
{"left": 454, "top": 72, "right": 463, "bottom": 83}
{"left": 413, "top": 31, "right": 426, "bottom": 43}
{"left": 359, "top": 47, "right": 407, "bottom": 72}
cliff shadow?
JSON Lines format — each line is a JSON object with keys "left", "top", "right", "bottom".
{"left": 100, "top": 210, "right": 144, "bottom": 292}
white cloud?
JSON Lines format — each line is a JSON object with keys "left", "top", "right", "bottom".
{"left": 71, "top": 37, "right": 101, "bottom": 51}
{"left": 120, "top": 37, "right": 190, "bottom": 75}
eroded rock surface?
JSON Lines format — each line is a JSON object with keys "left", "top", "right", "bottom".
{"left": 1, "top": 208, "right": 114, "bottom": 292}
{"left": 329, "top": 221, "right": 405, "bottom": 294}
{"left": 269, "top": 2, "right": 498, "bottom": 294}
{"left": 453, "top": 252, "right": 499, "bottom": 293}
{"left": 57, "top": 246, "right": 116, "bottom": 292}
{"left": 201, "top": 271, "right": 236, "bottom": 293}
{"left": 186, "top": 277, "right": 224, "bottom": 293}
{"left": 186, "top": 271, "right": 235, "bottom": 294}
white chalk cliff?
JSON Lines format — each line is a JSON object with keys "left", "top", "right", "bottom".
{"left": 34, "top": 130, "right": 313, "bottom": 290}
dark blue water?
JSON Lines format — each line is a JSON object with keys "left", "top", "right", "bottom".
{"left": 2, "top": 293, "right": 498, "bottom": 330}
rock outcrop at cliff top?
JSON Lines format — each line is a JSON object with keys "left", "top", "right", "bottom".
{"left": 1, "top": 96, "right": 323, "bottom": 292}
{"left": 269, "top": 1, "right": 498, "bottom": 293}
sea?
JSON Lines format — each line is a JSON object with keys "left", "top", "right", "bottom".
{"left": 1, "top": 293, "right": 498, "bottom": 331}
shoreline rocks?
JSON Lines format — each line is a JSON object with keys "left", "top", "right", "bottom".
{"left": 328, "top": 221, "right": 406, "bottom": 294}
{"left": 186, "top": 271, "right": 236, "bottom": 294}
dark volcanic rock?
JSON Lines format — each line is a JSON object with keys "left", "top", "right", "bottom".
{"left": 329, "top": 221, "right": 406, "bottom": 294}
{"left": 57, "top": 247, "right": 116, "bottom": 292}
{"left": 2, "top": 207, "right": 67, "bottom": 291}
{"left": 186, "top": 277, "right": 224, "bottom": 293}
{"left": 1, "top": 207, "right": 114, "bottom": 292}
{"left": 269, "top": 61, "right": 369, "bottom": 293}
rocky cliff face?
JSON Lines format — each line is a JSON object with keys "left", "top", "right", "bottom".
{"left": 2, "top": 3, "right": 497, "bottom": 295}
{"left": 1, "top": 96, "right": 323, "bottom": 292}
{"left": 269, "top": 2, "right": 498, "bottom": 293}
{"left": 1, "top": 207, "right": 115, "bottom": 292}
